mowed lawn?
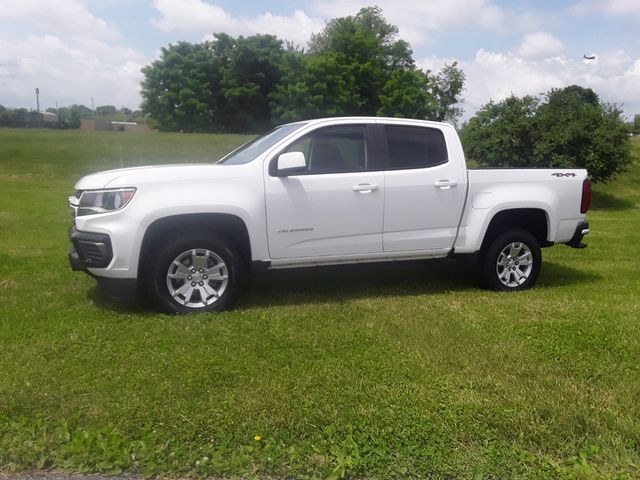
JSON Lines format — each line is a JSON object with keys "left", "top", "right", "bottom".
{"left": 0, "top": 128, "right": 638, "bottom": 479}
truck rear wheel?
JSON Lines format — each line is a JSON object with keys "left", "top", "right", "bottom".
{"left": 148, "top": 234, "right": 245, "bottom": 313}
{"left": 476, "top": 228, "right": 541, "bottom": 291}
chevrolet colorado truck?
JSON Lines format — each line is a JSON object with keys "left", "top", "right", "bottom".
{"left": 68, "top": 117, "right": 591, "bottom": 313}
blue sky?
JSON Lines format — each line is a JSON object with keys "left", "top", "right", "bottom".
{"left": 0, "top": 0, "right": 638, "bottom": 120}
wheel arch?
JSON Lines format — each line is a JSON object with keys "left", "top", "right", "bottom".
{"left": 138, "top": 213, "right": 251, "bottom": 279}
{"left": 479, "top": 208, "right": 549, "bottom": 253}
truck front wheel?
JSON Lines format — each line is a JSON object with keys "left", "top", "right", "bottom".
{"left": 148, "top": 234, "right": 245, "bottom": 313}
{"left": 476, "top": 228, "right": 541, "bottom": 291}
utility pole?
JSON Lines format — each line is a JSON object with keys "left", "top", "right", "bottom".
{"left": 35, "top": 87, "right": 41, "bottom": 128}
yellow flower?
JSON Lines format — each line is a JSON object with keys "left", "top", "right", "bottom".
{"left": 254, "top": 435, "right": 262, "bottom": 441}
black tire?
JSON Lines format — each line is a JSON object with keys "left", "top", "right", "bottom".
{"left": 476, "top": 228, "right": 541, "bottom": 291}
{"left": 147, "top": 233, "right": 246, "bottom": 314}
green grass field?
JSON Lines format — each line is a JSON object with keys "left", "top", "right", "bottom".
{"left": 0, "top": 128, "right": 639, "bottom": 479}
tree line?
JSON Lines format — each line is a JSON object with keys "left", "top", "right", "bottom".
{"left": 0, "top": 104, "right": 145, "bottom": 129}
{"left": 140, "top": 7, "right": 465, "bottom": 133}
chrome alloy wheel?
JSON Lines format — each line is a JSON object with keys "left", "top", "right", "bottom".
{"left": 166, "top": 248, "right": 229, "bottom": 308}
{"left": 495, "top": 242, "right": 534, "bottom": 288}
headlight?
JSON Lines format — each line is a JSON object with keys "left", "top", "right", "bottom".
{"left": 77, "top": 188, "right": 136, "bottom": 216}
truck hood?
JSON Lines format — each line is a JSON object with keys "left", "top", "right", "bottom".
{"left": 74, "top": 163, "right": 245, "bottom": 190}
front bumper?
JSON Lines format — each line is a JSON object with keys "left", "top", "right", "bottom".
{"left": 68, "top": 226, "right": 138, "bottom": 302}
{"left": 68, "top": 226, "right": 113, "bottom": 270}
{"left": 68, "top": 243, "right": 84, "bottom": 272}
{"left": 565, "top": 222, "right": 590, "bottom": 249}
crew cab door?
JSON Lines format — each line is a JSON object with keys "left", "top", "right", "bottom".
{"left": 264, "top": 124, "right": 384, "bottom": 260}
{"left": 381, "top": 123, "right": 467, "bottom": 252}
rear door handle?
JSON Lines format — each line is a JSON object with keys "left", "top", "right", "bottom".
{"left": 353, "top": 183, "right": 379, "bottom": 193}
{"left": 434, "top": 179, "right": 457, "bottom": 189}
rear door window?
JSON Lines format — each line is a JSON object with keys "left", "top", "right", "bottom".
{"left": 385, "top": 125, "right": 448, "bottom": 169}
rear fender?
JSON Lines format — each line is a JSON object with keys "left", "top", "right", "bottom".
{"left": 454, "top": 184, "right": 556, "bottom": 253}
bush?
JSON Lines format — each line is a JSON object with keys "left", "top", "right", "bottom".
{"left": 460, "top": 86, "right": 631, "bottom": 182}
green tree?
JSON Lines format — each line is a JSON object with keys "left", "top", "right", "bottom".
{"left": 274, "top": 6, "right": 415, "bottom": 120}
{"left": 0, "top": 105, "right": 9, "bottom": 126}
{"left": 271, "top": 51, "right": 363, "bottom": 122}
{"left": 53, "top": 106, "right": 80, "bottom": 128}
{"left": 140, "top": 7, "right": 467, "bottom": 131}
{"left": 461, "top": 85, "right": 631, "bottom": 182}
{"left": 70, "top": 104, "right": 93, "bottom": 118}
{"left": 95, "top": 105, "right": 118, "bottom": 117}
{"left": 7, "top": 108, "right": 28, "bottom": 127}
{"left": 274, "top": 7, "right": 465, "bottom": 124}
{"left": 141, "top": 34, "right": 288, "bottom": 132}
{"left": 460, "top": 95, "right": 538, "bottom": 168}
{"left": 377, "top": 68, "right": 431, "bottom": 118}
{"left": 68, "top": 109, "right": 82, "bottom": 129}
{"left": 532, "top": 86, "right": 630, "bottom": 181}
{"left": 308, "top": 6, "right": 414, "bottom": 70}
{"left": 378, "top": 62, "right": 466, "bottom": 123}
{"left": 426, "top": 62, "right": 466, "bottom": 124}
{"left": 221, "top": 34, "right": 289, "bottom": 132}
{"left": 141, "top": 40, "right": 225, "bottom": 132}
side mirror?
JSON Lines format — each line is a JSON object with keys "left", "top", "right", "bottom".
{"left": 275, "top": 151, "right": 306, "bottom": 176}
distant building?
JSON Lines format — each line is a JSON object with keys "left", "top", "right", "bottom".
{"left": 29, "top": 111, "right": 58, "bottom": 124}
{"left": 80, "top": 119, "right": 112, "bottom": 131}
{"left": 111, "top": 121, "right": 153, "bottom": 133}
{"left": 80, "top": 119, "right": 153, "bottom": 133}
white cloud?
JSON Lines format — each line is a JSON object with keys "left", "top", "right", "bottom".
{"left": 0, "top": 0, "right": 120, "bottom": 39}
{"left": 0, "top": 1, "right": 144, "bottom": 109}
{"left": 151, "top": 0, "right": 540, "bottom": 50}
{"left": 628, "top": 59, "right": 640, "bottom": 76}
{"left": 516, "top": 32, "right": 564, "bottom": 60}
{"left": 312, "top": 0, "right": 541, "bottom": 46}
{"left": 1, "top": 0, "right": 636, "bottom": 119}
{"left": 570, "top": 0, "right": 640, "bottom": 18}
{"left": 151, "top": 0, "right": 237, "bottom": 33}
{"left": 418, "top": 47, "right": 640, "bottom": 121}
{"left": 0, "top": 35, "right": 146, "bottom": 109}
{"left": 151, "top": 0, "right": 324, "bottom": 46}
{"left": 418, "top": 55, "right": 457, "bottom": 75}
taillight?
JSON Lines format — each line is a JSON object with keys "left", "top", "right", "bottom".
{"left": 581, "top": 179, "right": 592, "bottom": 213}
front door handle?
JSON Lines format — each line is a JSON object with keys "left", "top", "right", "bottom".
{"left": 353, "top": 183, "right": 379, "bottom": 193}
{"left": 434, "top": 179, "right": 458, "bottom": 189}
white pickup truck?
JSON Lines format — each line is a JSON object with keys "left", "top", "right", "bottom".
{"left": 68, "top": 117, "right": 591, "bottom": 313}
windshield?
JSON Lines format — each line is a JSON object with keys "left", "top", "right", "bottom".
{"left": 218, "top": 122, "right": 308, "bottom": 165}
